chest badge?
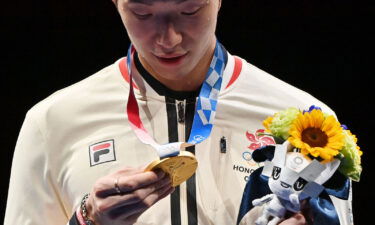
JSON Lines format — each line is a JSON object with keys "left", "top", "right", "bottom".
{"left": 246, "top": 129, "right": 275, "bottom": 150}
{"left": 89, "top": 139, "right": 116, "bottom": 166}
{"left": 244, "top": 129, "right": 275, "bottom": 165}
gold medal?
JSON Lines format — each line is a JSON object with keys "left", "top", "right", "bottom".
{"left": 145, "top": 151, "right": 198, "bottom": 187}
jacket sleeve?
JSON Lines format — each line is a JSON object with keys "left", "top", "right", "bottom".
{"left": 330, "top": 187, "right": 354, "bottom": 225}
{"left": 4, "top": 110, "right": 69, "bottom": 225}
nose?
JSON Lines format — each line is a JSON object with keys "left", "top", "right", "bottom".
{"left": 156, "top": 21, "right": 182, "bottom": 50}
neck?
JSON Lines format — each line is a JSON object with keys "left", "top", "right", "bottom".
{"left": 138, "top": 44, "right": 216, "bottom": 92}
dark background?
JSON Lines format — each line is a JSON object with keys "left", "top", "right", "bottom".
{"left": 1, "top": 0, "right": 374, "bottom": 224}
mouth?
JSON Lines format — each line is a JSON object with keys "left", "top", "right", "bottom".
{"left": 155, "top": 53, "right": 188, "bottom": 66}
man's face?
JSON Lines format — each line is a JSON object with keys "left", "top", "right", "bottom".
{"left": 116, "top": 0, "right": 220, "bottom": 81}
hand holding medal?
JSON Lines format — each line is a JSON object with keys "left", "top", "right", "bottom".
{"left": 126, "top": 41, "right": 226, "bottom": 187}
{"left": 145, "top": 150, "right": 198, "bottom": 187}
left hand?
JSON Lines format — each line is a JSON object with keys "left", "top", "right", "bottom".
{"left": 280, "top": 200, "right": 311, "bottom": 225}
{"left": 279, "top": 213, "right": 306, "bottom": 225}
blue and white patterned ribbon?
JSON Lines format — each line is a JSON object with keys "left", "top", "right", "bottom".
{"left": 126, "top": 40, "right": 226, "bottom": 158}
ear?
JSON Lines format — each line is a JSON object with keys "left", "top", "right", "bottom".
{"left": 314, "top": 159, "right": 341, "bottom": 185}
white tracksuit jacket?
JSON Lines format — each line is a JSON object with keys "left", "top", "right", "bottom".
{"left": 5, "top": 50, "right": 353, "bottom": 225}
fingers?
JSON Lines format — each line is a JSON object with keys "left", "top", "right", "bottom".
{"left": 108, "top": 182, "right": 175, "bottom": 220}
{"left": 116, "top": 170, "right": 166, "bottom": 194}
{"left": 92, "top": 167, "right": 142, "bottom": 197}
{"left": 86, "top": 166, "right": 174, "bottom": 224}
{"left": 98, "top": 174, "right": 171, "bottom": 210}
{"left": 94, "top": 169, "right": 165, "bottom": 198}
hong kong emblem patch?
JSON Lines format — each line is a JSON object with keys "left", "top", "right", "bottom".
{"left": 242, "top": 129, "right": 275, "bottom": 166}
{"left": 246, "top": 129, "right": 275, "bottom": 150}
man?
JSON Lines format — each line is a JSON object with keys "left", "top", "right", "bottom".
{"left": 4, "top": 0, "right": 352, "bottom": 224}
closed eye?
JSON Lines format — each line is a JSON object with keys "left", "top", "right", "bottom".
{"left": 133, "top": 12, "right": 152, "bottom": 19}
{"left": 181, "top": 7, "right": 201, "bottom": 16}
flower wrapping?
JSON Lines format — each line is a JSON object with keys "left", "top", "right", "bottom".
{"left": 263, "top": 105, "right": 362, "bottom": 180}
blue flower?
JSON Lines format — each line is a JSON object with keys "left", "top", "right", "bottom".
{"left": 303, "top": 105, "right": 322, "bottom": 114}
{"left": 341, "top": 124, "right": 348, "bottom": 130}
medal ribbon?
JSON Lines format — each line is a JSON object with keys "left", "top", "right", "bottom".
{"left": 126, "top": 41, "right": 226, "bottom": 158}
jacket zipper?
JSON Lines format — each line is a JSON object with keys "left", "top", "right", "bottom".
{"left": 177, "top": 101, "right": 185, "bottom": 124}
{"left": 176, "top": 100, "right": 188, "bottom": 225}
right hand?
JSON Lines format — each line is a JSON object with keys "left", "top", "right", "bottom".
{"left": 85, "top": 166, "right": 174, "bottom": 225}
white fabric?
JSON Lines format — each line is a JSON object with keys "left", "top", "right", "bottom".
{"left": 4, "top": 51, "right": 353, "bottom": 225}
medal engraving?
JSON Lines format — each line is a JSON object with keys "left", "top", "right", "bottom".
{"left": 145, "top": 151, "right": 198, "bottom": 187}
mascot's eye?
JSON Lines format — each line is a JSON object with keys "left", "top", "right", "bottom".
{"left": 272, "top": 166, "right": 281, "bottom": 180}
{"left": 293, "top": 177, "right": 308, "bottom": 191}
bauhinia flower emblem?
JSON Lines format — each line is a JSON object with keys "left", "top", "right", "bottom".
{"left": 246, "top": 129, "right": 276, "bottom": 150}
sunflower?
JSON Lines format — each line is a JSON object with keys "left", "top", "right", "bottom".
{"left": 288, "top": 109, "right": 344, "bottom": 162}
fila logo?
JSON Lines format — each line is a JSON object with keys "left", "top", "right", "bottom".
{"left": 89, "top": 139, "right": 116, "bottom": 166}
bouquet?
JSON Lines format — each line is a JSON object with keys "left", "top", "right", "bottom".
{"left": 237, "top": 105, "right": 362, "bottom": 225}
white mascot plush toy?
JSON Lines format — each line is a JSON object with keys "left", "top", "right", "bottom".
{"left": 252, "top": 141, "right": 340, "bottom": 225}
